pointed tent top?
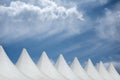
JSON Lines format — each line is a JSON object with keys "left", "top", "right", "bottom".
{"left": 37, "top": 51, "right": 50, "bottom": 63}
{"left": 0, "top": 45, "right": 14, "bottom": 63}
{"left": 99, "top": 61, "right": 103, "bottom": 65}
{"left": 21, "top": 48, "right": 29, "bottom": 56}
{"left": 84, "top": 58, "right": 95, "bottom": 71}
{"left": 71, "top": 57, "right": 85, "bottom": 71}
{"left": 97, "top": 61, "right": 106, "bottom": 71}
{"left": 18, "top": 48, "right": 32, "bottom": 60}
{"left": 57, "top": 54, "right": 66, "bottom": 62}
{"left": 98, "top": 61, "right": 104, "bottom": 68}
{"left": 37, "top": 51, "right": 49, "bottom": 62}
{"left": 71, "top": 57, "right": 92, "bottom": 80}
{"left": 17, "top": 48, "right": 36, "bottom": 65}
{"left": 108, "top": 62, "right": 118, "bottom": 72}
{"left": 0, "top": 45, "right": 11, "bottom": 61}
{"left": 56, "top": 53, "right": 73, "bottom": 68}
{"left": 37, "top": 52, "right": 67, "bottom": 80}
{"left": 97, "top": 61, "right": 114, "bottom": 80}
{"left": 72, "top": 56, "right": 82, "bottom": 65}
{"left": 56, "top": 54, "right": 80, "bottom": 80}
{"left": 99, "top": 61, "right": 109, "bottom": 70}
{"left": 42, "top": 51, "right": 47, "bottom": 55}
{"left": 0, "top": 46, "right": 30, "bottom": 80}
{"left": 74, "top": 57, "right": 78, "bottom": 62}
{"left": 58, "top": 54, "right": 65, "bottom": 61}
{"left": 108, "top": 63, "right": 120, "bottom": 80}
{"left": 40, "top": 51, "right": 48, "bottom": 59}
{"left": 71, "top": 57, "right": 81, "bottom": 68}
{"left": 37, "top": 51, "right": 53, "bottom": 67}
{"left": 88, "top": 58, "right": 92, "bottom": 63}
{"left": 22, "top": 48, "right": 27, "bottom": 52}
{"left": 16, "top": 49, "right": 50, "bottom": 80}
{"left": 16, "top": 48, "right": 34, "bottom": 66}
{"left": 85, "top": 59, "right": 104, "bottom": 80}
{"left": 74, "top": 57, "right": 79, "bottom": 63}
{"left": 87, "top": 58, "right": 94, "bottom": 66}
{"left": 55, "top": 54, "right": 67, "bottom": 67}
{"left": 0, "top": 45, "right": 5, "bottom": 53}
{"left": 59, "top": 54, "right": 63, "bottom": 57}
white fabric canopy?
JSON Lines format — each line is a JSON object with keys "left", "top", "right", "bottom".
{"left": 16, "top": 49, "right": 52, "bottom": 80}
{"left": 0, "top": 45, "right": 119, "bottom": 80}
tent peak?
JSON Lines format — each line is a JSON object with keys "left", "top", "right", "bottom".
{"left": 41, "top": 51, "right": 47, "bottom": 56}
{"left": 74, "top": 57, "right": 78, "bottom": 61}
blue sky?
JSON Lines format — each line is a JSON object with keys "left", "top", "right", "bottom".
{"left": 0, "top": 0, "right": 120, "bottom": 72}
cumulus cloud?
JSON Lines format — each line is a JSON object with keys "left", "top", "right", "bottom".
{"left": 0, "top": 0, "right": 84, "bottom": 20}
{"left": 0, "top": 0, "right": 84, "bottom": 42}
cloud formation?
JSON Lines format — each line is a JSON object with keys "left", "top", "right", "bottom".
{"left": 0, "top": 0, "right": 83, "bottom": 20}
{"left": 0, "top": 0, "right": 84, "bottom": 42}
{"left": 0, "top": 0, "right": 120, "bottom": 69}
{"left": 0, "top": 0, "right": 120, "bottom": 43}
{"left": 96, "top": 3, "right": 120, "bottom": 42}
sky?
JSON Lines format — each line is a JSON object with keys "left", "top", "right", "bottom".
{"left": 0, "top": 0, "right": 120, "bottom": 73}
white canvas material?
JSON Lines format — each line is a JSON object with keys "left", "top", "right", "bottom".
{"left": 108, "top": 63, "right": 120, "bottom": 80}
{"left": 71, "top": 57, "right": 92, "bottom": 80}
{"left": 16, "top": 49, "right": 53, "bottom": 80}
{"left": 0, "top": 46, "right": 31, "bottom": 80}
{"left": 37, "top": 52, "right": 67, "bottom": 80}
{"left": 97, "top": 61, "right": 114, "bottom": 80}
{"left": 85, "top": 59, "right": 104, "bottom": 80}
{"left": 0, "top": 45, "right": 119, "bottom": 80}
{"left": 55, "top": 54, "right": 80, "bottom": 80}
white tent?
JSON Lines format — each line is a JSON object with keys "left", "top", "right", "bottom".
{"left": 108, "top": 63, "right": 120, "bottom": 80}
{"left": 37, "top": 52, "right": 67, "bottom": 80}
{"left": 85, "top": 59, "right": 104, "bottom": 80}
{"left": 0, "top": 46, "right": 30, "bottom": 80}
{"left": 97, "top": 61, "right": 114, "bottom": 80}
{"left": 71, "top": 57, "right": 92, "bottom": 80}
{"left": 16, "top": 49, "right": 53, "bottom": 80}
{"left": 0, "top": 45, "right": 119, "bottom": 80}
{"left": 0, "top": 76, "right": 10, "bottom": 80}
{"left": 55, "top": 54, "right": 80, "bottom": 80}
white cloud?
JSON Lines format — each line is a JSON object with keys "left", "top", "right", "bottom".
{"left": 55, "top": 0, "right": 108, "bottom": 8}
{"left": 62, "top": 43, "right": 81, "bottom": 53}
{"left": 0, "top": 0, "right": 119, "bottom": 44}
{"left": 0, "top": 0, "right": 85, "bottom": 43}
{"left": 95, "top": 3, "right": 120, "bottom": 42}
{"left": 0, "top": 1, "right": 84, "bottom": 20}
